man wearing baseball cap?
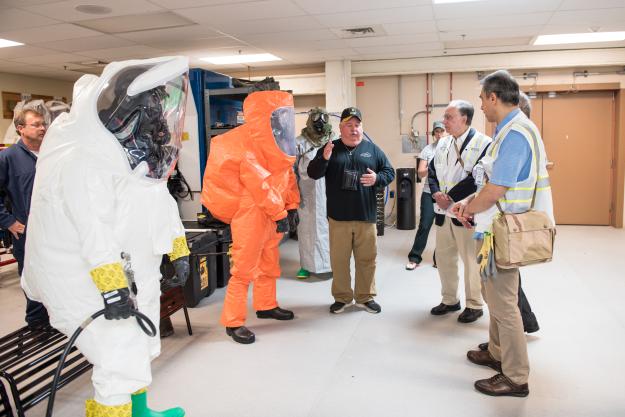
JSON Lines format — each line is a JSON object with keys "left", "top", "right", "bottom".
{"left": 308, "top": 107, "right": 394, "bottom": 314}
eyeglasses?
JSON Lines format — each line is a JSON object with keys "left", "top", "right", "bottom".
{"left": 23, "top": 123, "right": 47, "bottom": 129}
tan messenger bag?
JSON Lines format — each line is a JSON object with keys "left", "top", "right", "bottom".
{"left": 492, "top": 208, "right": 555, "bottom": 269}
{"left": 491, "top": 131, "right": 556, "bottom": 269}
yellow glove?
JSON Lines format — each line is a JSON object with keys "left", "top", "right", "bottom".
{"left": 168, "top": 236, "right": 190, "bottom": 262}
{"left": 477, "top": 233, "right": 494, "bottom": 280}
{"left": 166, "top": 236, "right": 190, "bottom": 288}
{"left": 89, "top": 262, "right": 132, "bottom": 320}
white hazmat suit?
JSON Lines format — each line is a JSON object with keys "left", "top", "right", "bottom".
{"left": 294, "top": 108, "right": 333, "bottom": 276}
{"left": 22, "top": 56, "right": 190, "bottom": 416}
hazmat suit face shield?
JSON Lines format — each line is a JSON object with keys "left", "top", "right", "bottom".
{"left": 45, "top": 100, "right": 70, "bottom": 124}
{"left": 270, "top": 106, "right": 296, "bottom": 157}
{"left": 98, "top": 69, "right": 188, "bottom": 180}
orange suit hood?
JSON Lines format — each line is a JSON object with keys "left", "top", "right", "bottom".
{"left": 243, "top": 91, "right": 296, "bottom": 172}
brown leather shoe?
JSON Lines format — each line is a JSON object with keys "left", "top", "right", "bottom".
{"left": 458, "top": 308, "right": 483, "bottom": 323}
{"left": 430, "top": 302, "right": 461, "bottom": 315}
{"left": 474, "top": 373, "right": 529, "bottom": 397}
{"left": 467, "top": 349, "right": 502, "bottom": 372}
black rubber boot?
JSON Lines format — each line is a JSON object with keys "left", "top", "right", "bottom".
{"left": 256, "top": 307, "right": 294, "bottom": 320}
{"left": 226, "top": 326, "right": 255, "bottom": 344}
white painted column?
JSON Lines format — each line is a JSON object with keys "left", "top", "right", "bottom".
{"left": 324, "top": 60, "right": 355, "bottom": 115}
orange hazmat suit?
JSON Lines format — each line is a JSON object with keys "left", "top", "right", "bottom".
{"left": 202, "top": 91, "right": 300, "bottom": 327}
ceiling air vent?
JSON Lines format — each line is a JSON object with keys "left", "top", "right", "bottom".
{"left": 335, "top": 25, "right": 385, "bottom": 39}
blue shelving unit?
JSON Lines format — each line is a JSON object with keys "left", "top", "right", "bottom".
{"left": 188, "top": 68, "right": 257, "bottom": 187}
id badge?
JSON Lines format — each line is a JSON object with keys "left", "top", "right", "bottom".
{"left": 342, "top": 168, "right": 359, "bottom": 191}
{"left": 474, "top": 164, "right": 485, "bottom": 187}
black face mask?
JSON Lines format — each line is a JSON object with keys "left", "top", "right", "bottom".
{"left": 104, "top": 87, "right": 174, "bottom": 179}
{"left": 312, "top": 118, "right": 326, "bottom": 134}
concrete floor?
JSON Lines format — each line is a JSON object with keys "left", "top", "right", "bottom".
{"left": 1, "top": 225, "right": 624, "bottom": 417}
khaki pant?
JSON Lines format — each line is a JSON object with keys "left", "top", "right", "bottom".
{"left": 435, "top": 217, "right": 483, "bottom": 309}
{"left": 328, "top": 218, "right": 377, "bottom": 304}
{"left": 484, "top": 266, "right": 530, "bottom": 385}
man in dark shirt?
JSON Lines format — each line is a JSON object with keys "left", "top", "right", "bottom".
{"left": 308, "top": 107, "right": 394, "bottom": 314}
{"left": 0, "top": 109, "right": 49, "bottom": 329}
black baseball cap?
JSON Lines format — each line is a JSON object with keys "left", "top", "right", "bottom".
{"left": 340, "top": 107, "right": 362, "bottom": 122}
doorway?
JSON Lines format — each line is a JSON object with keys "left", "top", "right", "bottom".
{"left": 486, "top": 90, "right": 615, "bottom": 225}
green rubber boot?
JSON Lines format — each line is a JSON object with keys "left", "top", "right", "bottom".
{"left": 131, "top": 389, "right": 185, "bottom": 417}
{"left": 296, "top": 268, "right": 310, "bottom": 279}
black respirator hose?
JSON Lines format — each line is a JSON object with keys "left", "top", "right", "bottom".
{"left": 45, "top": 309, "right": 156, "bottom": 417}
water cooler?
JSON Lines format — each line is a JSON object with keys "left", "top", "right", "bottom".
{"left": 396, "top": 168, "right": 416, "bottom": 230}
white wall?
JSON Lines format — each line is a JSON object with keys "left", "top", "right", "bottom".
{"left": 0, "top": 72, "right": 74, "bottom": 135}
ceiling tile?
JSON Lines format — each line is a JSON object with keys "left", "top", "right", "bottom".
{"left": 345, "top": 33, "right": 440, "bottom": 48}
{"left": 0, "top": 45, "right": 58, "bottom": 59}
{"left": 559, "top": 0, "right": 625, "bottom": 10}
{"left": 313, "top": 6, "right": 434, "bottom": 28}
{"left": 210, "top": 15, "right": 325, "bottom": 36}
{"left": 383, "top": 21, "right": 438, "bottom": 35}
{"left": 0, "top": 59, "right": 31, "bottom": 71}
{"left": 10, "top": 52, "right": 90, "bottom": 65}
{"left": 116, "top": 25, "right": 223, "bottom": 43}
{"left": 147, "top": 37, "right": 248, "bottom": 51}
{"left": 294, "top": 0, "right": 432, "bottom": 14}
{"left": 31, "top": 35, "right": 136, "bottom": 53}
{"left": 353, "top": 42, "right": 442, "bottom": 55}
{"left": 239, "top": 29, "right": 338, "bottom": 45}
{"left": 439, "top": 25, "right": 545, "bottom": 41}
{"left": 149, "top": 0, "right": 253, "bottom": 8}
{"left": 548, "top": 8, "right": 625, "bottom": 26}
{"left": 21, "top": 0, "right": 165, "bottom": 22}
{"left": 0, "top": 0, "right": 59, "bottom": 7}
{"left": 174, "top": 0, "right": 307, "bottom": 24}
{"left": 182, "top": 45, "right": 265, "bottom": 58}
{"left": 437, "top": 12, "right": 552, "bottom": 32}
{"left": 539, "top": 24, "right": 625, "bottom": 35}
{"left": 76, "top": 12, "right": 195, "bottom": 34}
{"left": 78, "top": 45, "right": 167, "bottom": 60}
{"left": 356, "top": 50, "right": 440, "bottom": 60}
{"left": 444, "top": 37, "right": 532, "bottom": 50}
{"left": 25, "top": 68, "right": 84, "bottom": 81}
{"left": 264, "top": 40, "right": 354, "bottom": 54}
{"left": 0, "top": 8, "right": 60, "bottom": 32}
{"left": 434, "top": 0, "right": 561, "bottom": 19}
{"left": 0, "top": 24, "right": 102, "bottom": 43}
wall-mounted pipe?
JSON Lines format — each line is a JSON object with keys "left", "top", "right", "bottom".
{"left": 449, "top": 72, "right": 453, "bottom": 101}
{"left": 426, "top": 73, "right": 430, "bottom": 143}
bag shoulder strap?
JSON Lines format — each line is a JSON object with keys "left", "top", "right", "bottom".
{"left": 452, "top": 128, "right": 476, "bottom": 169}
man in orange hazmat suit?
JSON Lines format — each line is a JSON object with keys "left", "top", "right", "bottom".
{"left": 202, "top": 90, "right": 300, "bottom": 344}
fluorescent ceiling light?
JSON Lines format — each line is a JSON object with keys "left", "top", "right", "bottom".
{"left": 534, "top": 31, "right": 625, "bottom": 45}
{"left": 433, "top": 0, "right": 482, "bottom": 4}
{"left": 0, "top": 38, "right": 23, "bottom": 48}
{"left": 200, "top": 53, "right": 281, "bottom": 65}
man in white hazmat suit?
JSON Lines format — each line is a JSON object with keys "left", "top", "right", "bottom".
{"left": 21, "top": 56, "right": 191, "bottom": 417}
{"left": 294, "top": 107, "right": 334, "bottom": 279}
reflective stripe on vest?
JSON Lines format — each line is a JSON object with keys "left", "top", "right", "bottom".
{"left": 489, "top": 115, "right": 551, "bottom": 214}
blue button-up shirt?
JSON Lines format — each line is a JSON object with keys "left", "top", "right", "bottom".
{"left": 491, "top": 108, "right": 532, "bottom": 186}
{"left": 0, "top": 140, "right": 37, "bottom": 229}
